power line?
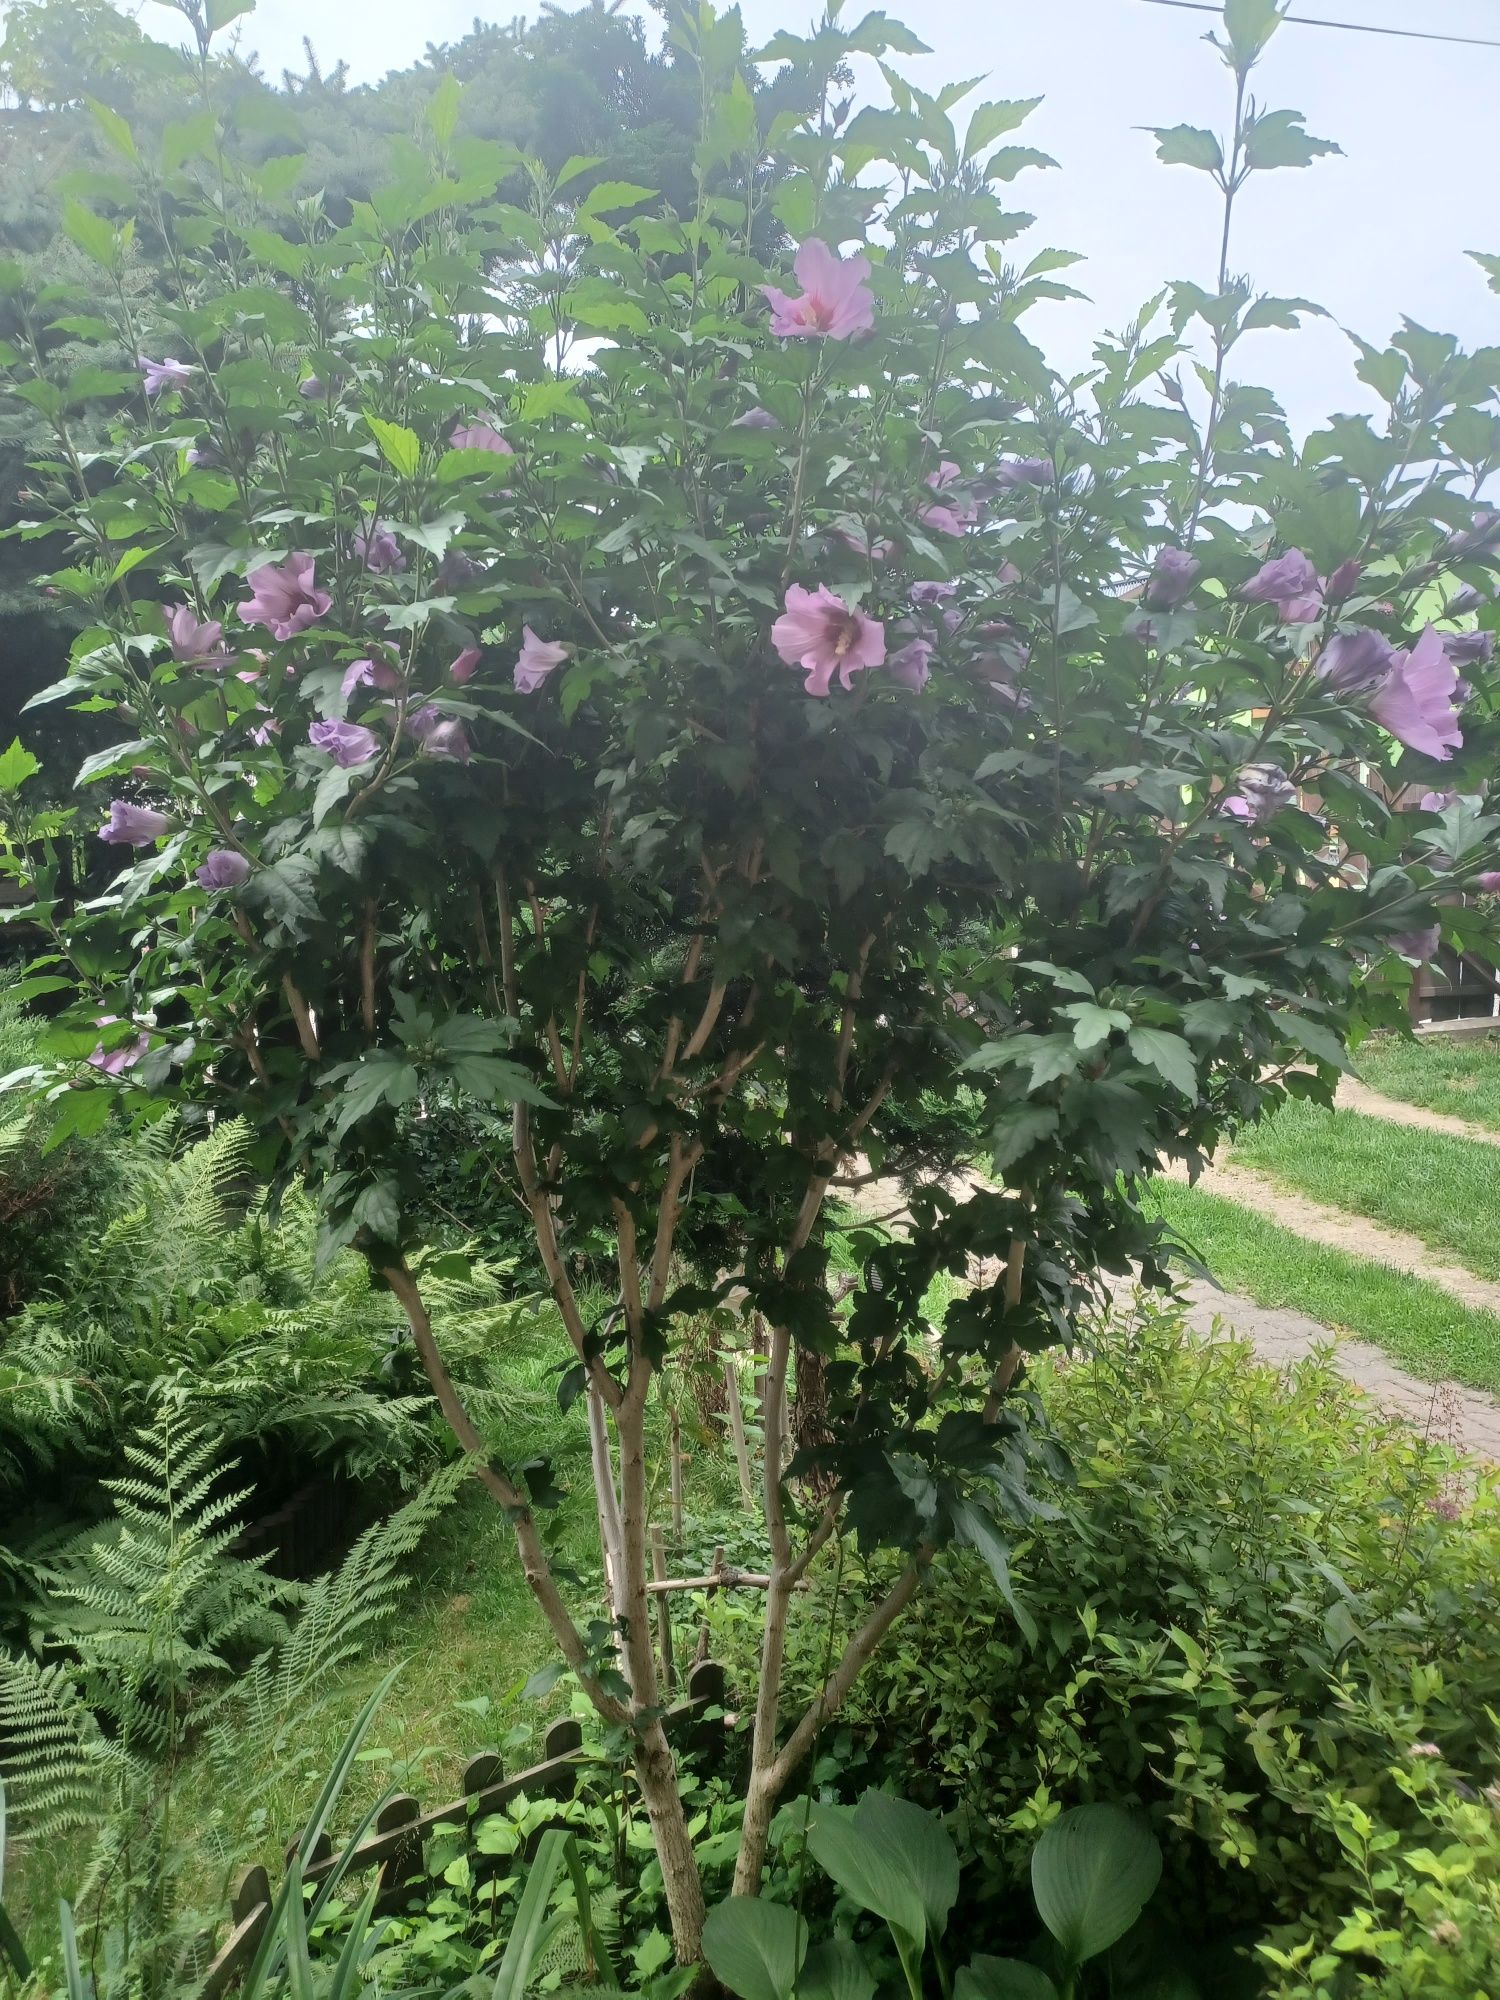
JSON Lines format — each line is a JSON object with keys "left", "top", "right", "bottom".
{"left": 1140, "top": 0, "right": 1500, "bottom": 51}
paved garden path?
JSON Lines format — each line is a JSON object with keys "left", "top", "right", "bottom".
{"left": 1174, "top": 1280, "right": 1500, "bottom": 1460}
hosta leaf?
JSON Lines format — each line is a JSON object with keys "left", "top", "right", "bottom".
{"left": 1030, "top": 1805, "right": 1162, "bottom": 1971}
{"left": 702, "top": 1898, "right": 806, "bottom": 2000}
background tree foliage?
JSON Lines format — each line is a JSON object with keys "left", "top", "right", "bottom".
{"left": 0, "top": 0, "right": 807, "bottom": 766}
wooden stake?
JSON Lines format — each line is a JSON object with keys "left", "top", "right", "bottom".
{"left": 650, "top": 1524, "right": 676, "bottom": 1695}
{"left": 669, "top": 1405, "right": 684, "bottom": 1543}
{"left": 723, "top": 1359, "right": 755, "bottom": 1509}
{"left": 696, "top": 1543, "right": 724, "bottom": 1665}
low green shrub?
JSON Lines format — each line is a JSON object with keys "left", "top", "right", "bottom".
{"left": 0, "top": 999, "right": 125, "bottom": 1316}
{"left": 774, "top": 1307, "right": 1500, "bottom": 1995}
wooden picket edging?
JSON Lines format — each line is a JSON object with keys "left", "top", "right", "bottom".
{"left": 200, "top": 1659, "right": 727, "bottom": 1997}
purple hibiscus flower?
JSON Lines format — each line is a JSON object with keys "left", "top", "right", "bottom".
{"left": 139, "top": 356, "right": 194, "bottom": 396}
{"left": 438, "top": 550, "right": 484, "bottom": 592}
{"left": 1370, "top": 626, "right": 1465, "bottom": 761}
{"left": 1444, "top": 512, "right": 1500, "bottom": 558}
{"left": 514, "top": 627, "right": 571, "bottom": 694}
{"left": 354, "top": 523, "right": 407, "bottom": 574}
{"left": 450, "top": 419, "right": 514, "bottom": 454}
{"left": 1144, "top": 547, "right": 1201, "bottom": 611}
{"left": 88, "top": 1017, "right": 150, "bottom": 1075}
{"left": 196, "top": 849, "right": 252, "bottom": 890}
{"left": 887, "top": 637, "right": 933, "bottom": 691}
{"left": 166, "top": 603, "right": 234, "bottom": 670}
{"left": 341, "top": 656, "right": 403, "bottom": 698}
{"left": 1390, "top": 925, "right": 1441, "bottom": 963}
{"left": 991, "top": 456, "right": 1053, "bottom": 493}
{"left": 416, "top": 716, "right": 471, "bottom": 761}
{"left": 239, "top": 555, "right": 333, "bottom": 641}
{"left": 1442, "top": 628, "right": 1494, "bottom": 668}
{"left": 1221, "top": 763, "right": 1296, "bottom": 825}
{"left": 1242, "top": 549, "right": 1323, "bottom": 624}
{"left": 99, "top": 800, "right": 172, "bottom": 847}
{"left": 1316, "top": 628, "right": 1397, "bottom": 693}
{"left": 449, "top": 646, "right": 482, "bottom": 683}
{"left": 309, "top": 719, "right": 380, "bottom": 767}
{"left": 920, "top": 465, "right": 979, "bottom": 538}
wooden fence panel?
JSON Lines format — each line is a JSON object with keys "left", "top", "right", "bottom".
{"left": 199, "top": 1661, "right": 727, "bottom": 1998}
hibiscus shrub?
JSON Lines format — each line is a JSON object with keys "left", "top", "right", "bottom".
{"left": 3, "top": 0, "right": 1500, "bottom": 1958}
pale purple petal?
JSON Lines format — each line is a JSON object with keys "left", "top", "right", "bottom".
{"left": 514, "top": 626, "right": 571, "bottom": 693}
{"left": 1370, "top": 626, "right": 1464, "bottom": 761}
{"left": 449, "top": 420, "right": 513, "bottom": 455}
{"left": 239, "top": 554, "right": 333, "bottom": 642}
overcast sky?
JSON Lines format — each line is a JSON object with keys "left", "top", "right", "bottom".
{"left": 125, "top": 0, "right": 1500, "bottom": 432}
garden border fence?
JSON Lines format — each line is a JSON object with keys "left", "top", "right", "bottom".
{"left": 201, "top": 1658, "right": 727, "bottom": 1997}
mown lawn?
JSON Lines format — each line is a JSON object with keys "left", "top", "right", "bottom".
{"left": 1229, "top": 1098, "right": 1500, "bottom": 1282}
{"left": 1356, "top": 1031, "right": 1500, "bottom": 1132}
{"left": 1150, "top": 1178, "right": 1500, "bottom": 1395}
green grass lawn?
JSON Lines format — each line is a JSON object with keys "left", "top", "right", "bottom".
{"left": 1149, "top": 1178, "right": 1500, "bottom": 1394}
{"left": 1356, "top": 1031, "right": 1500, "bottom": 1132}
{"left": 1227, "top": 1098, "right": 1500, "bottom": 1282}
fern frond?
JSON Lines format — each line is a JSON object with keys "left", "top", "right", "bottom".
{"left": 212, "top": 1456, "right": 466, "bottom": 1764}
{"left": 37, "top": 1404, "right": 293, "bottom": 1742}
{"left": 0, "top": 1653, "right": 117, "bottom": 1836}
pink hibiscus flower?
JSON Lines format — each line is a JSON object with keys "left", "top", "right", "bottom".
{"left": 771, "top": 584, "right": 886, "bottom": 697}
{"left": 762, "top": 239, "right": 875, "bottom": 341}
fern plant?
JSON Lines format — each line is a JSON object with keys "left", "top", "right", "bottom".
{"left": 32, "top": 1410, "right": 293, "bottom": 1736}
{"left": 1, "top": 1420, "right": 462, "bottom": 1991}
{"left": 0, "top": 1116, "right": 551, "bottom": 1509}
